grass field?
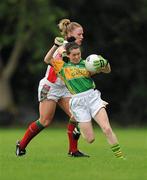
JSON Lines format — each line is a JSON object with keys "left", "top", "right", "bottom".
{"left": 0, "top": 127, "right": 147, "bottom": 180}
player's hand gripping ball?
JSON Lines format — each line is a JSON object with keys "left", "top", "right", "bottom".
{"left": 85, "top": 54, "right": 108, "bottom": 72}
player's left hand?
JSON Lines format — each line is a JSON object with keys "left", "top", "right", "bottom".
{"left": 93, "top": 55, "right": 108, "bottom": 70}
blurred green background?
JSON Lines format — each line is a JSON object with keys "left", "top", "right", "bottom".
{"left": 0, "top": 0, "right": 147, "bottom": 127}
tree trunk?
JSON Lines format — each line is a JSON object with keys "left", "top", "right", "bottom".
{"left": 0, "top": 76, "right": 16, "bottom": 113}
{"left": 0, "top": 31, "right": 31, "bottom": 114}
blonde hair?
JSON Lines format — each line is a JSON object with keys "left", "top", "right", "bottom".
{"left": 58, "top": 18, "right": 82, "bottom": 37}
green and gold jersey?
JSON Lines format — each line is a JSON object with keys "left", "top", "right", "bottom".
{"left": 51, "top": 58, "right": 95, "bottom": 94}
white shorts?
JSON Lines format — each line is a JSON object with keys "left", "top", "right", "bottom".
{"left": 69, "top": 89, "right": 105, "bottom": 122}
{"left": 38, "top": 78, "right": 71, "bottom": 102}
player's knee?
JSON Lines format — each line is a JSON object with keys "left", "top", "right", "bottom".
{"left": 102, "top": 126, "right": 112, "bottom": 137}
{"left": 39, "top": 116, "right": 52, "bottom": 127}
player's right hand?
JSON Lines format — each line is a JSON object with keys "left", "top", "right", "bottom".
{"left": 54, "top": 37, "right": 64, "bottom": 47}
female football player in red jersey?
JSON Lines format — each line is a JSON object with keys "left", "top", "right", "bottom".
{"left": 16, "top": 19, "right": 89, "bottom": 157}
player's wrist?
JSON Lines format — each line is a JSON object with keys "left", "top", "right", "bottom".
{"left": 54, "top": 43, "right": 60, "bottom": 47}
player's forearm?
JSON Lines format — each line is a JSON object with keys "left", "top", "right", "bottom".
{"left": 44, "top": 45, "right": 58, "bottom": 64}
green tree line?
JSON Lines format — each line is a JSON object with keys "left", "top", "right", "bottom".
{"left": 0, "top": 0, "right": 147, "bottom": 126}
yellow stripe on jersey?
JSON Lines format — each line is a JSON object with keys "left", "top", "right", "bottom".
{"left": 64, "top": 67, "right": 90, "bottom": 80}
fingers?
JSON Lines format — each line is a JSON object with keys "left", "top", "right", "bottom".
{"left": 93, "top": 56, "right": 108, "bottom": 70}
{"left": 54, "top": 37, "right": 64, "bottom": 47}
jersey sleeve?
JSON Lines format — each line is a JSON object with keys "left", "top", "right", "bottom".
{"left": 50, "top": 58, "right": 64, "bottom": 74}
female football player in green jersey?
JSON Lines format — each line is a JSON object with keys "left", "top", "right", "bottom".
{"left": 50, "top": 42, "right": 125, "bottom": 159}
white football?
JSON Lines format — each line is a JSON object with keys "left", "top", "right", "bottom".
{"left": 85, "top": 54, "right": 100, "bottom": 72}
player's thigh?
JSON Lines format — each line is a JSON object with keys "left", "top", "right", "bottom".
{"left": 79, "top": 121, "right": 95, "bottom": 143}
{"left": 39, "top": 99, "right": 57, "bottom": 121}
{"left": 58, "top": 97, "right": 71, "bottom": 117}
{"left": 94, "top": 108, "right": 111, "bottom": 130}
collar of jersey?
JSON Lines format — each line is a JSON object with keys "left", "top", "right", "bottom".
{"left": 68, "top": 59, "right": 83, "bottom": 65}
